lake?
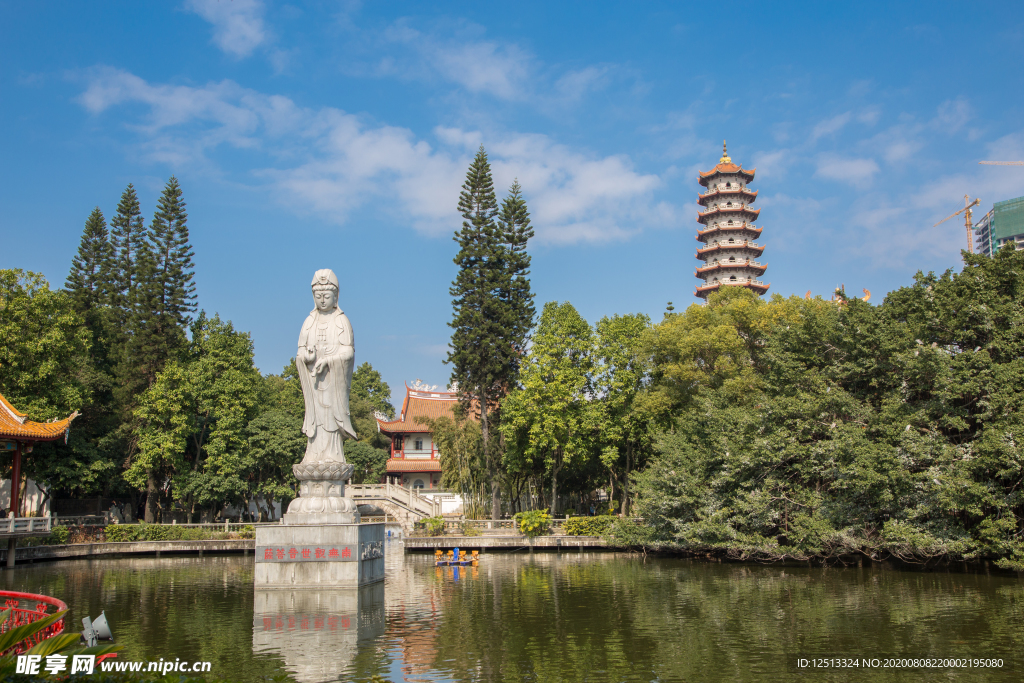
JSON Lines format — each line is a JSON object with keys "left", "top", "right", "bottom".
{"left": 7, "top": 544, "right": 1021, "bottom": 682}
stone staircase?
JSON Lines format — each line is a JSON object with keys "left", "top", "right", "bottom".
{"left": 345, "top": 483, "right": 441, "bottom": 531}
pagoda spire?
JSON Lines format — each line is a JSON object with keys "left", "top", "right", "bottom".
{"left": 693, "top": 144, "right": 769, "bottom": 300}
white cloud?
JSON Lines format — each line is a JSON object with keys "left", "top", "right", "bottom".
{"left": 78, "top": 68, "right": 675, "bottom": 244}
{"left": 815, "top": 155, "right": 880, "bottom": 188}
{"left": 934, "top": 97, "right": 971, "bottom": 133}
{"left": 383, "top": 23, "right": 531, "bottom": 100}
{"left": 810, "top": 112, "right": 852, "bottom": 142}
{"left": 555, "top": 66, "right": 611, "bottom": 101}
{"left": 750, "top": 149, "right": 792, "bottom": 181}
{"left": 185, "top": 0, "right": 267, "bottom": 58}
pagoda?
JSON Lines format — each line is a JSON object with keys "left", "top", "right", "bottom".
{"left": 694, "top": 142, "right": 768, "bottom": 299}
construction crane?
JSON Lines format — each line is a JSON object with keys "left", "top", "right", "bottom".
{"left": 979, "top": 161, "right": 1024, "bottom": 166}
{"left": 934, "top": 194, "right": 981, "bottom": 253}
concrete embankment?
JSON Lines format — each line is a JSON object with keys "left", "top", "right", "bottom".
{"left": 0, "top": 535, "right": 617, "bottom": 564}
{"left": 0, "top": 539, "right": 255, "bottom": 564}
{"left": 403, "top": 535, "right": 609, "bottom": 552}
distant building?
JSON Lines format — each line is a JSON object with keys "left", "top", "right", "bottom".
{"left": 694, "top": 142, "right": 768, "bottom": 299}
{"left": 374, "top": 381, "right": 459, "bottom": 490}
{"left": 974, "top": 196, "right": 1024, "bottom": 256}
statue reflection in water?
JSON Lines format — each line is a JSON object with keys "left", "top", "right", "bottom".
{"left": 253, "top": 585, "right": 384, "bottom": 682}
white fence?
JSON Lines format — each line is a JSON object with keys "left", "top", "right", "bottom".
{"left": 0, "top": 517, "right": 52, "bottom": 536}
{"left": 346, "top": 483, "right": 442, "bottom": 517}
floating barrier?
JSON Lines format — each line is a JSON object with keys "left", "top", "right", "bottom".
{"left": 435, "top": 547, "right": 479, "bottom": 566}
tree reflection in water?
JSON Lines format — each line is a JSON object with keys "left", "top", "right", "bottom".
{"left": 4, "top": 548, "right": 1023, "bottom": 682}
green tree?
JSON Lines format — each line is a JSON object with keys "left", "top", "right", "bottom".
{"left": 132, "top": 176, "right": 197, "bottom": 387}
{"left": 352, "top": 362, "right": 395, "bottom": 418}
{"left": 108, "top": 184, "right": 145, "bottom": 320}
{"left": 65, "top": 207, "right": 113, "bottom": 311}
{"left": 62, "top": 209, "right": 122, "bottom": 498}
{"left": 594, "top": 313, "right": 664, "bottom": 515}
{"left": 448, "top": 148, "right": 535, "bottom": 519}
{"left": 244, "top": 408, "right": 304, "bottom": 518}
{"left": 496, "top": 179, "right": 536, "bottom": 366}
{"left": 629, "top": 248, "right": 1024, "bottom": 568}
{"left": 344, "top": 441, "right": 389, "bottom": 485}
{"left": 262, "top": 361, "right": 304, "bottom": 420}
{"left": 130, "top": 313, "right": 263, "bottom": 522}
{"left": 425, "top": 414, "right": 486, "bottom": 516}
{"left": 0, "top": 270, "right": 97, "bottom": 502}
{"left": 349, "top": 362, "right": 395, "bottom": 452}
{"left": 501, "top": 302, "right": 597, "bottom": 515}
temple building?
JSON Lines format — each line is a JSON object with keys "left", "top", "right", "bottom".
{"left": 374, "top": 381, "right": 464, "bottom": 490}
{"left": 694, "top": 142, "right": 769, "bottom": 299}
{"left": 0, "top": 391, "right": 77, "bottom": 519}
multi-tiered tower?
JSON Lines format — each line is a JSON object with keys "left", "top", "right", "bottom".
{"left": 694, "top": 142, "right": 768, "bottom": 299}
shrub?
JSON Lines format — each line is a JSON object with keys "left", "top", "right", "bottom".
{"left": 562, "top": 516, "right": 615, "bottom": 536}
{"left": 514, "top": 509, "right": 552, "bottom": 538}
{"left": 418, "top": 516, "right": 446, "bottom": 536}
{"left": 458, "top": 522, "right": 482, "bottom": 537}
{"left": 238, "top": 525, "right": 255, "bottom": 539}
{"left": 105, "top": 524, "right": 217, "bottom": 542}
{"left": 46, "top": 525, "right": 70, "bottom": 545}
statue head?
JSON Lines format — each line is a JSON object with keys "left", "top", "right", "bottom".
{"left": 311, "top": 269, "right": 339, "bottom": 313}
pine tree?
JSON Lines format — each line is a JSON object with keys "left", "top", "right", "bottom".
{"left": 132, "top": 176, "right": 197, "bottom": 386}
{"left": 66, "top": 207, "right": 113, "bottom": 311}
{"left": 447, "top": 148, "right": 536, "bottom": 519}
{"left": 130, "top": 177, "right": 197, "bottom": 522}
{"left": 64, "top": 208, "right": 120, "bottom": 494}
{"left": 108, "top": 184, "right": 145, "bottom": 321}
{"left": 147, "top": 176, "right": 196, "bottom": 332}
{"left": 497, "top": 179, "right": 536, "bottom": 363}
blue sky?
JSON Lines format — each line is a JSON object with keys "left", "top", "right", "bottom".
{"left": 3, "top": 1, "right": 1024, "bottom": 404}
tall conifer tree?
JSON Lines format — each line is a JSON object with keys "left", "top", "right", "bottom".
{"left": 66, "top": 207, "right": 113, "bottom": 311}
{"left": 133, "top": 176, "right": 197, "bottom": 386}
{"left": 109, "top": 184, "right": 145, "bottom": 321}
{"left": 448, "top": 148, "right": 535, "bottom": 519}
{"left": 147, "top": 176, "right": 196, "bottom": 332}
{"left": 497, "top": 179, "right": 536, "bottom": 362}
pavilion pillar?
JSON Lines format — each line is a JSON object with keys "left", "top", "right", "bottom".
{"left": 7, "top": 441, "right": 21, "bottom": 568}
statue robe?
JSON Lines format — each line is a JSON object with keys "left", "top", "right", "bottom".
{"left": 296, "top": 306, "right": 356, "bottom": 463}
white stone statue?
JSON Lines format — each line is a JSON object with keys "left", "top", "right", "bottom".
{"left": 296, "top": 268, "right": 357, "bottom": 462}
{"left": 283, "top": 269, "right": 359, "bottom": 524}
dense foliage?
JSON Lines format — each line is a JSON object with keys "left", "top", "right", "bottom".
{"left": 628, "top": 246, "right": 1024, "bottom": 568}
{"left": 563, "top": 516, "right": 615, "bottom": 536}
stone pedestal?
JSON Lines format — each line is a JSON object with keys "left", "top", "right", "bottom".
{"left": 256, "top": 461, "right": 384, "bottom": 587}
{"left": 255, "top": 522, "right": 385, "bottom": 588}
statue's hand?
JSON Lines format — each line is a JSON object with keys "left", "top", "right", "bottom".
{"left": 314, "top": 358, "right": 327, "bottom": 375}
{"left": 302, "top": 346, "right": 316, "bottom": 364}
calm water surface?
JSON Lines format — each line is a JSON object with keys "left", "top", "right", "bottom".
{"left": 5, "top": 544, "right": 1022, "bottom": 682}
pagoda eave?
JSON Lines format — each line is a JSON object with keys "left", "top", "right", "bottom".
{"left": 696, "top": 224, "right": 762, "bottom": 239}
{"left": 698, "top": 166, "right": 756, "bottom": 187}
{"left": 697, "top": 188, "right": 758, "bottom": 206}
{"left": 695, "top": 263, "right": 767, "bottom": 276}
{"left": 696, "top": 243, "right": 764, "bottom": 257}
{"left": 695, "top": 281, "right": 771, "bottom": 296}
{"left": 696, "top": 207, "right": 761, "bottom": 224}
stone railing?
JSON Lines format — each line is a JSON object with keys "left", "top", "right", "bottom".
{"left": 0, "top": 517, "right": 51, "bottom": 537}
{"left": 346, "top": 483, "right": 442, "bottom": 518}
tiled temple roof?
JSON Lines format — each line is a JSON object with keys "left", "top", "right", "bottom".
{"left": 0, "top": 392, "right": 78, "bottom": 442}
